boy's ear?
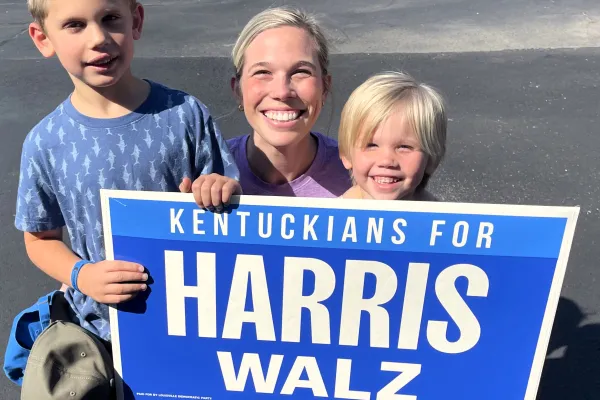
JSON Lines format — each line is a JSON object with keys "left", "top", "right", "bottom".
{"left": 29, "top": 22, "right": 55, "bottom": 58}
{"left": 132, "top": 3, "right": 145, "bottom": 40}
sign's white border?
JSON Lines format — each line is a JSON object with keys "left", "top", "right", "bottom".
{"left": 100, "top": 189, "right": 580, "bottom": 400}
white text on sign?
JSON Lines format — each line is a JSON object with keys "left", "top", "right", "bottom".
{"left": 164, "top": 252, "right": 489, "bottom": 353}
{"left": 162, "top": 252, "right": 489, "bottom": 397}
{"left": 169, "top": 209, "right": 494, "bottom": 249}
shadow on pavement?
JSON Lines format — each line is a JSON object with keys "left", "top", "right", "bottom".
{"left": 538, "top": 296, "right": 600, "bottom": 399}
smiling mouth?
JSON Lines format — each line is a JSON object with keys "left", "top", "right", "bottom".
{"left": 86, "top": 55, "right": 118, "bottom": 67}
{"left": 372, "top": 176, "right": 401, "bottom": 184}
{"left": 262, "top": 110, "right": 305, "bottom": 122}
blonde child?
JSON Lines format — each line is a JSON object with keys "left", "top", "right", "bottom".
{"left": 338, "top": 71, "right": 447, "bottom": 201}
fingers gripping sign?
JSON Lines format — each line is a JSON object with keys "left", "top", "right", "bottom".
{"left": 179, "top": 177, "right": 192, "bottom": 194}
{"left": 77, "top": 261, "right": 149, "bottom": 304}
{"left": 181, "top": 174, "right": 242, "bottom": 212}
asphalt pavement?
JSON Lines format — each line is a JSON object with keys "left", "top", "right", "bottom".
{"left": 1, "top": 0, "right": 600, "bottom": 398}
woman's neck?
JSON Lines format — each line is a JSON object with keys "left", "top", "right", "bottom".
{"left": 246, "top": 132, "right": 318, "bottom": 185}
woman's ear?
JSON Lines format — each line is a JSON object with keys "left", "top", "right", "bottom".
{"left": 231, "top": 76, "right": 242, "bottom": 104}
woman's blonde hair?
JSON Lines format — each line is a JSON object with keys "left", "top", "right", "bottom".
{"left": 231, "top": 6, "right": 330, "bottom": 88}
{"left": 28, "top": 0, "right": 138, "bottom": 27}
{"left": 339, "top": 71, "right": 447, "bottom": 185}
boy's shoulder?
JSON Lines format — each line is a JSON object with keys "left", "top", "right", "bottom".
{"left": 20, "top": 81, "right": 217, "bottom": 152}
{"left": 145, "top": 80, "right": 212, "bottom": 115}
{"left": 22, "top": 99, "right": 72, "bottom": 148}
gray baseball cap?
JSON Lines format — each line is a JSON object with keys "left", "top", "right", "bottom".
{"left": 20, "top": 320, "right": 115, "bottom": 400}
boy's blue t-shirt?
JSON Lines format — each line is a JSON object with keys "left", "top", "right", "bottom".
{"left": 14, "top": 80, "right": 239, "bottom": 341}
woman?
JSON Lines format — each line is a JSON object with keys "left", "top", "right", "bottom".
{"left": 181, "top": 7, "right": 351, "bottom": 207}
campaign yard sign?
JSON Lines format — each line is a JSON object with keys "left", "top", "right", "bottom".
{"left": 100, "top": 190, "right": 579, "bottom": 400}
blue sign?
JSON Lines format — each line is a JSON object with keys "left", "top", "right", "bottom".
{"left": 101, "top": 190, "right": 579, "bottom": 400}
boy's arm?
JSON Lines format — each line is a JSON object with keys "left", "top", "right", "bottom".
{"left": 201, "top": 108, "right": 240, "bottom": 181}
{"left": 24, "top": 229, "right": 149, "bottom": 304}
{"left": 182, "top": 98, "right": 241, "bottom": 209}
{"left": 16, "top": 129, "right": 147, "bottom": 304}
{"left": 24, "top": 228, "right": 80, "bottom": 285}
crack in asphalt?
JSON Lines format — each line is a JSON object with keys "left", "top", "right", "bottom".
{"left": 0, "top": 26, "right": 28, "bottom": 49}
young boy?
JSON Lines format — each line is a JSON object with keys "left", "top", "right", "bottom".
{"left": 337, "top": 71, "right": 447, "bottom": 201}
{"left": 16, "top": 0, "right": 239, "bottom": 343}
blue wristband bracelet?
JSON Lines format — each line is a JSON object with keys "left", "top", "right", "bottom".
{"left": 71, "top": 260, "right": 91, "bottom": 292}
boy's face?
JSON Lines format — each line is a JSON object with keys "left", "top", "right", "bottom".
{"left": 30, "top": 0, "right": 143, "bottom": 89}
{"left": 342, "top": 109, "right": 429, "bottom": 201}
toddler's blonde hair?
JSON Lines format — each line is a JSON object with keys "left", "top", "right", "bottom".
{"left": 339, "top": 71, "right": 447, "bottom": 187}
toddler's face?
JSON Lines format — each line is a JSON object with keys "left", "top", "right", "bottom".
{"left": 33, "top": 0, "right": 142, "bottom": 89}
{"left": 342, "top": 109, "right": 428, "bottom": 201}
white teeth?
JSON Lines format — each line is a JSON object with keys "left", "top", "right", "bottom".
{"left": 90, "top": 57, "right": 114, "bottom": 65}
{"left": 264, "top": 111, "right": 300, "bottom": 121}
{"left": 374, "top": 176, "right": 399, "bottom": 184}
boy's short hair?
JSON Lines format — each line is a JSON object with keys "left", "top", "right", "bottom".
{"left": 339, "top": 71, "right": 447, "bottom": 177}
{"left": 28, "top": 0, "right": 138, "bottom": 26}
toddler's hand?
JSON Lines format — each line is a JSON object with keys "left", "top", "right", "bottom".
{"left": 77, "top": 260, "right": 148, "bottom": 304}
{"left": 180, "top": 174, "right": 241, "bottom": 211}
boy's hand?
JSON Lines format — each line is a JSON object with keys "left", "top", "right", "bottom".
{"left": 77, "top": 260, "right": 148, "bottom": 304}
{"left": 179, "top": 174, "right": 241, "bottom": 211}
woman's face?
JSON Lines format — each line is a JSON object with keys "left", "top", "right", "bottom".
{"left": 236, "top": 26, "right": 329, "bottom": 150}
